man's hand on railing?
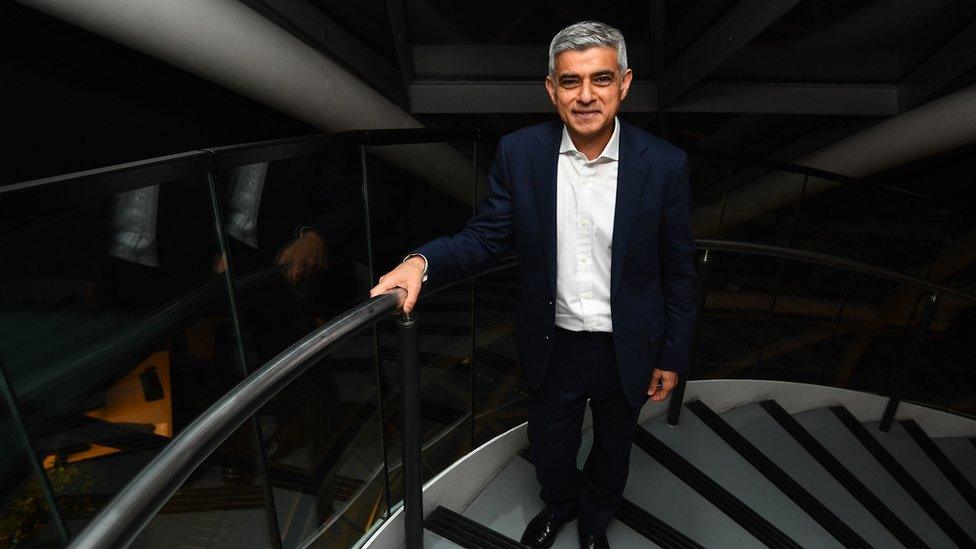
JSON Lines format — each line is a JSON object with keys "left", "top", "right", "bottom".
{"left": 370, "top": 256, "right": 426, "bottom": 314}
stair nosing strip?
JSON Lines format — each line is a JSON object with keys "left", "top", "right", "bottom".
{"left": 831, "top": 405, "right": 974, "bottom": 547}
{"left": 425, "top": 506, "right": 527, "bottom": 549}
{"left": 634, "top": 426, "right": 802, "bottom": 549}
{"left": 687, "top": 399, "right": 872, "bottom": 549}
{"left": 758, "top": 399, "right": 927, "bottom": 548}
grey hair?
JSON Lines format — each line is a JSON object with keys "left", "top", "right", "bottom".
{"left": 548, "top": 21, "right": 628, "bottom": 77}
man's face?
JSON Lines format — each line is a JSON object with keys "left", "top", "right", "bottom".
{"left": 545, "top": 46, "right": 633, "bottom": 142}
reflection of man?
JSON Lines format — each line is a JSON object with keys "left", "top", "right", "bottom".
{"left": 220, "top": 160, "right": 328, "bottom": 286}
{"left": 371, "top": 21, "right": 696, "bottom": 549}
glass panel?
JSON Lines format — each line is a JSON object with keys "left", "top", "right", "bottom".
{"left": 136, "top": 421, "right": 272, "bottom": 548}
{"left": 860, "top": 193, "right": 949, "bottom": 279}
{"left": 693, "top": 252, "right": 781, "bottom": 379}
{"left": 0, "top": 371, "right": 63, "bottom": 547}
{"left": 473, "top": 265, "right": 526, "bottom": 447}
{"left": 944, "top": 298, "right": 976, "bottom": 418}
{"left": 364, "top": 141, "right": 477, "bottom": 503}
{"left": 819, "top": 273, "right": 908, "bottom": 393}
{"left": 790, "top": 179, "right": 876, "bottom": 259}
{"left": 0, "top": 173, "right": 273, "bottom": 541}
{"left": 755, "top": 261, "right": 847, "bottom": 383}
{"left": 211, "top": 145, "right": 380, "bottom": 545}
{"left": 688, "top": 157, "right": 734, "bottom": 239}
{"left": 715, "top": 166, "right": 806, "bottom": 245}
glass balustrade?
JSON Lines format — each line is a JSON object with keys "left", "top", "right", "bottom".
{"left": 1, "top": 132, "right": 972, "bottom": 549}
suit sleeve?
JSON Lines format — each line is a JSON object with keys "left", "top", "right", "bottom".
{"left": 657, "top": 151, "right": 698, "bottom": 373}
{"left": 412, "top": 140, "right": 516, "bottom": 290}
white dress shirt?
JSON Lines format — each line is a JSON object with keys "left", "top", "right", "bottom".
{"left": 554, "top": 117, "right": 620, "bottom": 333}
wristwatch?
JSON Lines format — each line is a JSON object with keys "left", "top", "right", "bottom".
{"left": 402, "top": 253, "right": 429, "bottom": 283}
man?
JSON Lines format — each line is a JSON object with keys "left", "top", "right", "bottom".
{"left": 370, "top": 21, "right": 696, "bottom": 549}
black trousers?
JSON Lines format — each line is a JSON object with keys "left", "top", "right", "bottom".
{"left": 527, "top": 326, "right": 642, "bottom": 535}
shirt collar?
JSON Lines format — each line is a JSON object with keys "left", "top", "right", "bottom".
{"left": 558, "top": 116, "right": 621, "bottom": 161}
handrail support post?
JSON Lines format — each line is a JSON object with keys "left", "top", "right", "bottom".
{"left": 880, "top": 292, "right": 938, "bottom": 432}
{"left": 398, "top": 310, "right": 424, "bottom": 548}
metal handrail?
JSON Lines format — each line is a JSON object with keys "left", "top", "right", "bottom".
{"left": 697, "top": 238, "right": 976, "bottom": 302}
{"left": 66, "top": 290, "right": 406, "bottom": 549}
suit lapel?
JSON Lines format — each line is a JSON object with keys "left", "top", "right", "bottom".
{"left": 610, "top": 122, "right": 651, "bottom": 302}
{"left": 531, "top": 122, "right": 561, "bottom": 297}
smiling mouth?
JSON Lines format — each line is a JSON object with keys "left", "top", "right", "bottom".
{"left": 572, "top": 110, "right": 600, "bottom": 119}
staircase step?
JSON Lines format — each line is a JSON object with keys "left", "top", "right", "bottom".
{"left": 832, "top": 406, "right": 974, "bottom": 547}
{"left": 634, "top": 418, "right": 800, "bottom": 548}
{"left": 759, "top": 400, "right": 927, "bottom": 547}
{"left": 517, "top": 448, "right": 694, "bottom": 548}
{"left": 425, "top": 506, "right": 527, "bottom": 549}
{"left": 461, "top": 455, "right": 653, "bottom": 548}
{"left": 424, "top": 530, "right": 465, "bottom": 549}
{"left": 568, "top": 425, "right": 757, "bottom": 547}
{"left": 791, "top": 405, "right": 953, "bottom": 547}
{"left": 720, "top": 402, "right": 899, "bottom": 547}
{"left": 863, "top": 419, "right": 976, "bottom": 540}
{"left": 687, "top": 400, "right": 869, "bottom": 548}
{"left": 934, "top": 437, "right": 976, "bottom": 489}
{"left": 899, "top": 420, "right": 976, "bottom": 512}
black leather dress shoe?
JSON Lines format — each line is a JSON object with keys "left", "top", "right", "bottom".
{"left": 578, "top": 531, "right": 609, "bottom": 549}
{"left": 520, "top": 508, "right": 572, "bottom": 549}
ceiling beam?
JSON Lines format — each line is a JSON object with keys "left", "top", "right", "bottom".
{"left": 241, "top": 0, "right": 407, "bottom": 107}
{"left": 661, "top": 0, "right": 803, "bottom": 108}
{"left": 899, "top": 10, "right": 976, "bottom": 111}
{"left": 409, "top": 81, "right": 899, "bottom": 116}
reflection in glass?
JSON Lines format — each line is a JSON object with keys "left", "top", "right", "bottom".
{"left": 0, "top": 174, "right": 273, "bottom": 542}
{"left": 211, "top": 147, "right": 382, "bottom": 545}
{"left": 0, "top": 376, "right": 63, "bottom": 547}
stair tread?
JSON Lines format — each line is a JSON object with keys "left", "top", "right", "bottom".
{"left": 864, "top": 420, "right": 976, "bottom": 539}
{"left": 792, "top": 407, "right": 954, "bottom": 547}
{"left": 596, "top": 426, "right": 760, "bottom": 547}
{"left": 719, "top": 402, "right": 899, "bottom": 547}
{"left": 642, "top": 408, "right": 840, "bottom": 548}
{"left": 934, "top": 437, "right": 976, "bottom": 488}
{"left": 462, "top": 456, "right": 655, "bottom": 548}
{"left": 424, "top": 530, "right": 465, "bottom": 549}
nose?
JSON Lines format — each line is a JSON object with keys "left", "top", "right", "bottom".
{"left": 578, "top": 79, "right": 594, "bottom": 104}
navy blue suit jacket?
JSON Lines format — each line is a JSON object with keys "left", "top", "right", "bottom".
{"left": 415, "top": 119, "right": 697, "bottom": 407}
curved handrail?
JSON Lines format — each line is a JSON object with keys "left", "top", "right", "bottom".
{"left": 697, "top": 238, "right": 976, "bottom": 302}
{"left": 66, "top": 289, "right": 406, "bottom": 549}
{"left": 66, "top": 237, "right": 976, "bottom": 547}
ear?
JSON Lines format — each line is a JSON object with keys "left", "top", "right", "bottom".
{"left": 545, "top": 76, "right": 558, "bottom": 107}
{"left": 619, "top": 69, "right": 633, "bottom": 101}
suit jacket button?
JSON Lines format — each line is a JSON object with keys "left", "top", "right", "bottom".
{"left": 545, "top": 335, "right": 550, "bottom": 341}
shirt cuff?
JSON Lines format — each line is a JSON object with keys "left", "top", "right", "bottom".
{"left": 402, "top": 253, "right": 428, "bottom": 283}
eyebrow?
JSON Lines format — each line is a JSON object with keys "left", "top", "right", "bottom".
{"left": 557, "top": 69, "right": 615, "bottom": 79}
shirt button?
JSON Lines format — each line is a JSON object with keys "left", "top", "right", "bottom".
{"left": 548, "top": 300, "right": 553, "bottom": 306}
{"left": 582, "top": 291, "right": 593, "bottom": 299}
{"left": 545, "top": 335, "right": 550, "bottom": 341}
{"left": 580, "top": 219, "right": 590, "bottom": 227}
{"left": 579, "top": 256, "right": 588, "bottom": 263}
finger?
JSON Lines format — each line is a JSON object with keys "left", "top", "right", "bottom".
{"left": 647, "top": 370, "right": 662, "bottom": 396}
{"left": 401, "top": 280, "right": 421, "bottom": 313}
{"left": 369, "top": 276, "right": 400, "bottom": 298}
